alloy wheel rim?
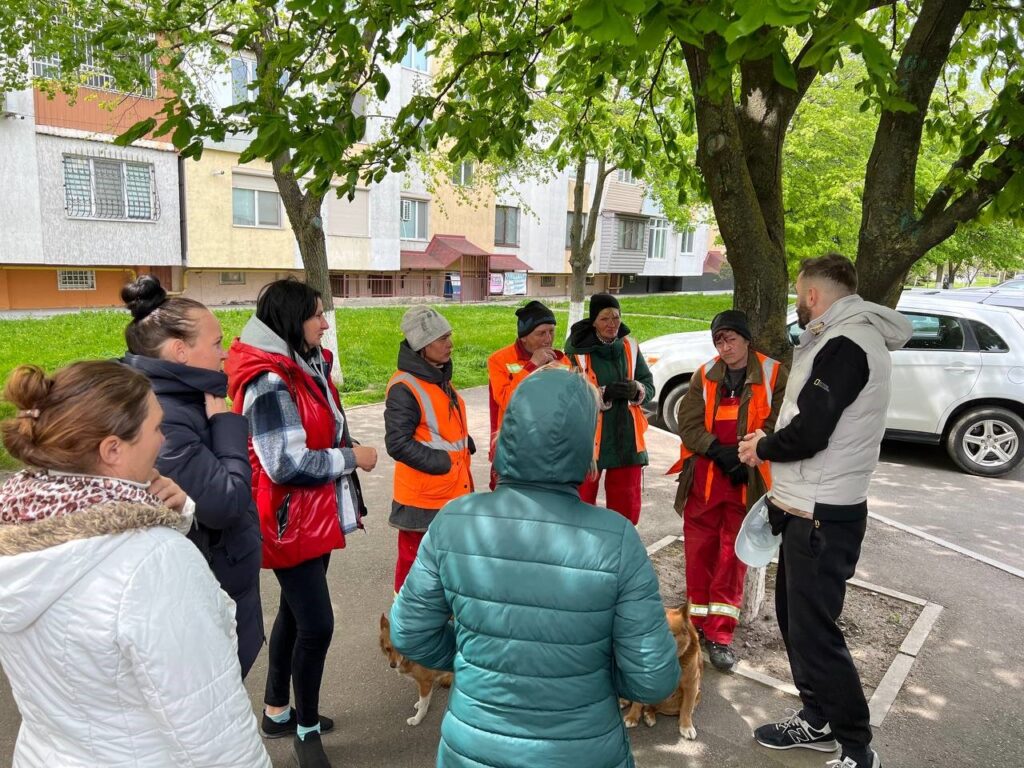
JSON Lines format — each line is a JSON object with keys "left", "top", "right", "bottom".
{"left": 962, "top": 419, "right": 1020, "bottom": 468}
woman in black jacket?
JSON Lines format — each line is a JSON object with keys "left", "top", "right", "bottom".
{"left": 121, "top": 275, "right": 263, "bottom": 677}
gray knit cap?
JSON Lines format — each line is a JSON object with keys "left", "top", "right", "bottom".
{"left": 400, "top": 306, "right": 453, "bottom": 351}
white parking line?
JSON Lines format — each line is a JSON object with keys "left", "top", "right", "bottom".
{"left": 868, "top": 511, "right": 1024, "bottom": 580}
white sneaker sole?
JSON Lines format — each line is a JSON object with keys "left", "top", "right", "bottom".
{"left": 755, "top": 738, "right": 840, "bottom": 753}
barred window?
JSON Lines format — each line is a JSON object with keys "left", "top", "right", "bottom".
{"left": 57, "top": 270, "right": 97, "bottom": 291}
{"left": 62, "top": 155, "right": 159, "bottom": 221}
{"left": 31, "top": 38, "right": 155, "bottom": 98}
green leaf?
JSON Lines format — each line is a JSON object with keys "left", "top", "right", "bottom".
{"left": 113, "top": 117, "right": 157, "bottom": 146}
{"left": 772, "top": 49, "right": 798, "bottom": 91}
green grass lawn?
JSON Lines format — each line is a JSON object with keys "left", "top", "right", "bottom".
{"left": 0, "top": 295, "right": 724, "bottom": 468}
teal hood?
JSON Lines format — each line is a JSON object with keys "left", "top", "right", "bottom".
{"left": 492, "top": 368, "right": 597, "bottom": 487}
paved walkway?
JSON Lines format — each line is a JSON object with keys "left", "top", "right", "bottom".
{"left": 1, "top": 385, "right": 1021, "bottom": 767}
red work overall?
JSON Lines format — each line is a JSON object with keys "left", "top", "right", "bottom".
{"left": 683, "top": 394, "right": 747, "bottom": 645}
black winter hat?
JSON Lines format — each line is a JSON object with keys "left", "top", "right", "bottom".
{"left": 710, "top": 309, "right": 752, "bottom": 341}
{"left": 515, "top": 300, "right": 557, "bottom": 338}
{"left": 588, "top": 293, "right": 620, "bottom": 321}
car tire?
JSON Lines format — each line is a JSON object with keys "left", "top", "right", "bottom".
{"left": 660, "top": 381, "right": 690, "bottom": 434}
{"left": 945, "top": 406, "right": 1024, "bottom": 477}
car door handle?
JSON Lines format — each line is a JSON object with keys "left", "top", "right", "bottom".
{"left": 943, "top": 365, "right": 976, "bottom": 373}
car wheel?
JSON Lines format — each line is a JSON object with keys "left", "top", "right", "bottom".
{"left": 945, "top": 406, "right": 1024, "bottom": 477}
{"left": 660, "top": 381, "right": 690, "bottom": 434}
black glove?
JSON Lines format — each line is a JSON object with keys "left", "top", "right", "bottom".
{"left": 603, "top": 380, "right": 637, "bottom": 403}
{"left": 726, "top": 463, "right": 748, "bottom": 486}
{"left": 705, "top": 441, "right": 735, "bottom": 468}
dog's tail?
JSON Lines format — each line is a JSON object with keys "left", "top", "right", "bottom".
{"left": 437, "top": 672, "right": 454, "bottom": 688}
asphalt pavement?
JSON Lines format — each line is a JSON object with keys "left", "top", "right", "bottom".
{"left": 1, "top": 385, "right": 1022, "bottom": 767}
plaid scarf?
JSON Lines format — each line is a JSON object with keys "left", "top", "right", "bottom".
{"left": 0, "top": 470, "right": 161, "bottom": 525}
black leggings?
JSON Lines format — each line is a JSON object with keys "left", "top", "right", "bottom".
{"left": 264, "top": 554, "right": 334, "bottom": 727}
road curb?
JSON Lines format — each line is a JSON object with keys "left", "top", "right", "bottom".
{"left": 644, "top": 534, "right": 943, "bottom": 728}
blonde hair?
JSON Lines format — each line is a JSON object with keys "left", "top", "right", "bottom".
{"left": 2, "top": 362, "right": 152, "bottom": 472}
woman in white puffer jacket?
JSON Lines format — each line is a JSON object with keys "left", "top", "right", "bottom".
{"left": 0, "top": 361, "right": 271, "bottom": 768}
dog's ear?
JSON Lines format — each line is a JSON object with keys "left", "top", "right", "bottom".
{"left": 380, "top": 613, "right": 390, "bottom": 630}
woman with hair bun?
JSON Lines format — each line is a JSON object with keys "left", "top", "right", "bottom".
{"left": 0, "top": 360, "right": 271, "bottom": 768}
{"left": 121, "top": 274, "right": 263, "bottom": 677}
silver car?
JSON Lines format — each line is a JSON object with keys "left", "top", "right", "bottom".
{"left": 642, "top": 294, "right": 1024, "bottom": 476}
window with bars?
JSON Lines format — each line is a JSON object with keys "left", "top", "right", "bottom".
{"left": 400, "top": 198, "right": 428, "bottom": 239}
{"left": 62, "top": 155, "right": 158, "bottom": 221}
{"left": 31, "top": 39, "right": 155, "bottom": 98}
{"left": 540, "top": 275, "right": 556, "bottom": 288}
{"left": 57, "top": 269, "right": 96, "bottom": 291}
{"left": 232, "top": 188, "right": 281, "bottom": 228}
{"left": 647, "top": 218, "right": 668, "bottom": 260}
{"left": 617, "top": 218, "right": 645, "bottom": 251}
{"left": 219, "top": 272, "right": 246, "bottom": 285}
{"left": 494, "top": 205, "right": 519, "bottom": 246}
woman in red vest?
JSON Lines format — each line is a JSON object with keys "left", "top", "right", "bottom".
{"left": 672, "top": 310, "right": 787, "bottom": 672}
{"left": 226, "top": 279, "right": 378, "bottom": 768}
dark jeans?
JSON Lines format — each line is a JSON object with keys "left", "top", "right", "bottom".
{"left": 776, "top": 514, "right": 872, "bottom": 751}
{"left": 264, "top": 554, "right": 334, "bottom": 727}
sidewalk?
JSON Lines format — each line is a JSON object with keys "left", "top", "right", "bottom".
{"left": 1, "top": 385, "right": 1020, "bottom": 767}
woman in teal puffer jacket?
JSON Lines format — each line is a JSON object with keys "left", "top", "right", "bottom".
{"left": 389, "top": 368, "right": 680, "bottom": 768}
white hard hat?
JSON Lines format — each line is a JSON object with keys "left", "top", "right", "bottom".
{"left": 735, "top": 494, "right": 782, "bottom": 567}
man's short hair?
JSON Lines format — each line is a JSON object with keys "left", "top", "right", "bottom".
{"left": 799, "top": 252, "right": 857, "bottom": 295}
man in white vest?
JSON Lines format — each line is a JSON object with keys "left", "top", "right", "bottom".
{"left": 738, "top": 253, "right": 911, "bottom": 768}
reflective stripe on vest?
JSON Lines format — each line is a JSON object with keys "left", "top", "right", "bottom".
{"left": 388, "top": 373, "right": 469, "bottom": 452}
{"left": 667, "top": 352, "right": 780, "bottom": 484}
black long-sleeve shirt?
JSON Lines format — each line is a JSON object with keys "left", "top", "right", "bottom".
{"left": 756, "top": 336, "right": 869, "bottom": 463}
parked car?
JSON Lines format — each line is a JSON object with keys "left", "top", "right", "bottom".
{"left": 902, "top": 284, "right": 1024, "bottom": 311}
{"left": 643, "top": 295, "right": 1024, "bottom": 476}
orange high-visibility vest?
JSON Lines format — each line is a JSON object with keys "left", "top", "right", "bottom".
{"left": 571, "top": 336, "right": 649, "bottom": 460}
{"left": 488, "top": 343, "right": 570, "bottom": 440}
{"left": 386, "top": 372, "right": 473, "bottom": 509}
{"left": 667, "top": 352, "right": 780, "bottom": 501}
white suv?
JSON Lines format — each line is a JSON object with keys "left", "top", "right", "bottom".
{"left": 642, "top": 294, "right": 1024, "bottom": 476}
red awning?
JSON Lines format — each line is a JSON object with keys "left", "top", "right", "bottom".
{"left": 703, "top": 249, "right": 725, "bottom": 274}
{"left": 489, "top": 254, "right": 532, "bottom": 272}
{"left": 400, "top": 234, "right": 496, "bottom": 270}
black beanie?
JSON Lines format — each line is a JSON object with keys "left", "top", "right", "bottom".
{"left": 588, "top": 293, "right": 620, "bottom": 321}
{"left": 710, "top": 309, "right": 752, "bottom": 341}
{"left": 515, "top": 300, "right": 557, "bottom": 338}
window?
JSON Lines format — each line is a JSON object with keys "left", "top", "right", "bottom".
{"left": 451, "top": 160, "right": 474, "bottom": 187}
{"left": 232, "top": 188, "right": 281, "bottom": 228}
{"left": 230, "top": 57, "right": 258, "bottom": 104}
{"left": 330, "top": 273, "right": 350, "bottom": 298}
{"left": 540, "top": 275, "right": 556, "bottom": 288}
{"left": 62, "top": 155, "right": 157, "bottom": 221}
{"left": 618, "top": 218, "right": 645, "bottom": 251}
{"left": 32, "top": 38, "right": 155, "bottom": 98}
{"left": 400, "top": 198, "right": 428, "bottom": 240}
{"left": 901, "top": 313, "right": 965, "bottom": 351}
{"left": 565, "top": 211, "right": 588, "bottom": 248}
{"left": 648, "top": 218, "right": 668, "bottom": 260}
{"left": 494, "top": 206, "right": 520, "bottom": 246}
{"left": 402, "top": 42, "right": 429, "bottom": 72}
{"left": 369, "top": 274, "right": 394, "bottom": 297}
{"left": 219, "top": 271, "right": 246, "bottom": 285}
{"left": 585, "top": 275, "right": 595, "bottom": 286}
{"left": 679, "top": 228, "right": 696, "bottom": 255}
{"left": 57, "top": 269, "right": 96, "bottom": 291}
{"left": 617, "top": 169, "right": 636, "bottom": 184}
{"left": 968, "top": 320, "right": 1009, "bottom": 352}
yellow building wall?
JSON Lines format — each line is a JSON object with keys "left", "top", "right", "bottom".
{"left": 430, "top": 181, "right": 496, "bottom": 250}
{"left": 184, "top": 149, "right": 297, "bottom": 270}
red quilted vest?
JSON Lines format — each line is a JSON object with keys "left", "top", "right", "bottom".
{"left": 226, "top": 341, "right": 350, "bottom": 569}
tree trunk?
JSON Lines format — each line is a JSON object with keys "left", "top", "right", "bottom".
{"left": 740, "top": 567, "right": 766, "bottom": 627}
{"left": 567, "top": 154, "right": 610, "bottom": 330}
{"left": 934, "top": 261, "right": 945, "bottom": 289}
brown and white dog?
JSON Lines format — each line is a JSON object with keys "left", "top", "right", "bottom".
{"left": 379, "top": 613, "right": 453, "bottom": 726}
{"left": 621, "top": 603, "right": 702, "bottom": 740}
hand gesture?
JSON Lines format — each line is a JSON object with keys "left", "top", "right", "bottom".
{"left": 353, "top": 445, "right": 378, "bottom": 472}
{"left": 148, "top": 471, "right": 188, "bottom": 512}
{"left": 738, "top": 429, "right": 766, "bottom": 467}
{"left": 204, "top": 393, "right": 229, "bottom": 418}
{"left": 530, "top": 347, "right": 558, "bottom": 367}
